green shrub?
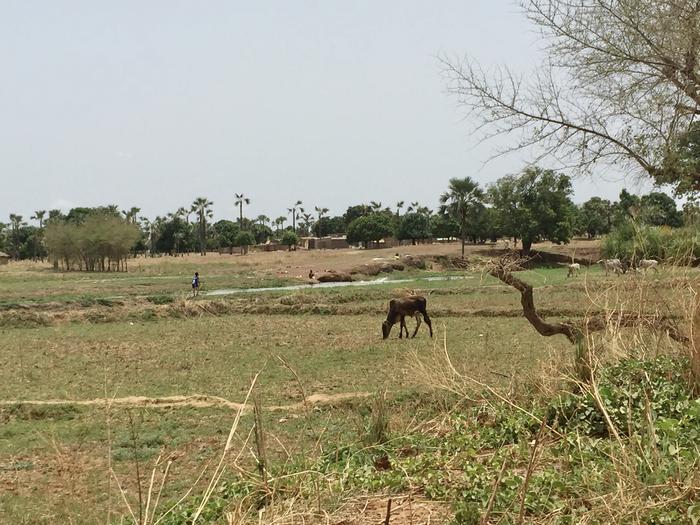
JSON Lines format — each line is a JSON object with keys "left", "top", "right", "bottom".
{"left": 549, "top": 357, "right": 698, "bottom": 445}
{"left": 602, "top": 222, "right": 700, "bottom": 263}
{"left": 280, "top": 230, "right": 299, "bottom": 249}
{"left": 146, "top": 294, "right": 174, "bottom": 305}
{"left": 233, "top": 231, "right": 255, "bottom": 248}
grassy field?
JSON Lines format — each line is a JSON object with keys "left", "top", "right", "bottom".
{"left": 1, "top": 241, "right": 697, "bottom": 524}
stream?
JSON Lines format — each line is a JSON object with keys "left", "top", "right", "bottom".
{"left": 205, "top": 275, "right": 469, "bottom": 296}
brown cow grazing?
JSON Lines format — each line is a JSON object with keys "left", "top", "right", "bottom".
{"left": 382, "top": 296, "right": 433, "bottom": 339}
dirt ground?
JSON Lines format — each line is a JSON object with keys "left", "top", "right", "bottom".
{"left": 126, "top": 238, "right": 602, "bottom": 276}
{"left": 331, "top": 495, "right": 449, "bottom": 525}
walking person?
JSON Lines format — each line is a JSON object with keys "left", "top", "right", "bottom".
{"left": 191, "top": 271, "right": 200, "bottom": 297}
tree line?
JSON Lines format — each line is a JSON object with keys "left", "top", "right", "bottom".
{"left": 0, "top": 168, "right": 695, "bottom": 270}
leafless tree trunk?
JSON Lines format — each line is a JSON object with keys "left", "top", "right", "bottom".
{"left": 489, "top": 257, "right": 688, "bottom": 381}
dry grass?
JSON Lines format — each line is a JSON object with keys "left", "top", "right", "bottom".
{"left": 3, "top": 242, "right": 699, "bottom": 524}
{"left": 405, "top": 264, "right": 700, "bottom": 525}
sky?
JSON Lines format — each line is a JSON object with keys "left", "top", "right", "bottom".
{"left": 1, "top": 1, "right": 659, "bottom": 224}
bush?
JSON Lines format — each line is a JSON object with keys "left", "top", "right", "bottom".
{"left": 45, "top": 215, "right": 140, "bottom": 271}
{"left": 549, "top": 357, "right": 698, "bottom": 443}
{"left": 602, "top": 222, "right": 700, "bottom": 263}
{"left": 280, "top": 230, "right": 299, "bottom": 250}
{"left": 346, "top": 214, "right": 395, "bottom": 248}
{"left": 146, "top": 295, "right": 174, "bottom": 305}
{"left": 233, "top": 231, "right": 255, "bottom": 253}
{"left": 397, "top": 212, "right": 432, "bottom": 243}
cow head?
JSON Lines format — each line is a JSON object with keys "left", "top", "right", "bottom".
{"left": 381, "top": 320, "right": 392, "bottom": 339}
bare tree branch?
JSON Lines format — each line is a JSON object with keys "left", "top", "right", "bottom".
{"left": 443, "top": 0, "right": 700, "bottom": 194}
{"left": 488, "top": 256, "right": 689, "bottom": 345}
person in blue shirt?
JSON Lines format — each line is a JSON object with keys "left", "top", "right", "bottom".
{"left": 192, "top": 272, "right": 200, "bottom": 297}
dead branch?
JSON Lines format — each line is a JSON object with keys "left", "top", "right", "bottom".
{"left": 488, "top": 256, "right": 689, "bottom": 345}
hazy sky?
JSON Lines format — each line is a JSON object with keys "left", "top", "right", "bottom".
{"left": 1, "top": 1, "right": 657, "bottom": 223}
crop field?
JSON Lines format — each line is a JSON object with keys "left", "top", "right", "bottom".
{"left": 1, "top": 241, "right": 697, "bottom": 525}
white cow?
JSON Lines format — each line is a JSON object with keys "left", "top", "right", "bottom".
{"left": 567, "top": 263, "right": 581, "bottom": 277}
{"left": 638, "top": 259, "right": 659, "bottom": 273}
{"left": 598, "top": 258, "right": 623, "bottom": 276}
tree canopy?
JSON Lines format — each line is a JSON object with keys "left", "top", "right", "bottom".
{"left": 212, "top": 220, "right": 240, "bottom": 247}
{"left": 45, "top": 214, "right": 139, "bottom": 271}
{"left": 444, "top": 0, "right": 700, "bottom": 197}
{"left": 488, "top": 167, "right": 576, "bottom": 254}
{"left": 280, "top": 230, "right": 299, "bottom": 250}
{"left": 233, "top": 231, "right": 256, "bottom": 251}
{"left": 639, "top": 193, "right": 683, "bottom": 227}
{"left": 346, "top": 214, "right": 395, "bottom": 248}
{"left": 397, "top": 212, "right": 432, "bottom": 244}
{"left": 577, "top": 197, "right": 613, "bottom": 238}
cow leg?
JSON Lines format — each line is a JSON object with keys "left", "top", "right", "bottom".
{"left": 399, "top": 315, "right": 405, "bottom": 338}
{"left": 411, "top": 312, "right": 422, "bottom": 338}
{"left": 422, "top": 311, "right": 433, "bottom": 337}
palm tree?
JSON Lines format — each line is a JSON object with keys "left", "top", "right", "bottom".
{"left": 256, "top": 214, "right": 269, "bottom": 226}
{"left": 140, "top": 217, "right": 156, "bottom": 256}
{"left": 129, "top": 207, "right": 141, "bottom": 224}
{"left": 29, "top": 210, "right": 47, "bottom": 261}
{"left": 174, "top": 231, "right": 185, "bottom": 255}
{"left": 47, "top": 209, "right": 63, "bottom": 224}
{"left": 370, "top": 201, "right": 383, "bottom": 212}
{"left": 31, "top": 210, "right": 46, "bottom": 229}
{"left": 8, "top": 214, "right": 26, "bottom": 259}
{"left": 287, "top": 200, "right": 303, "bottom": 233}
{"left": 300, "top": 212, "right": 314, "bottom": 235}
{"left": 191, "top": 197, "right": 214, "bottom": 255}
{"left": 407, "top": 201, "right": 420, "bottom": 213}
{"left": 313, "top": 207, "right": 329, "bottom": 237}
{"left": 274, "top": 216, "right": 287, "bottom": 233}
{"left": 234, "top": 193, "right": 250, "bottom": 227}
{"left": 439, "top": 177, "right": 484, "bottom": 258}
{"left": 395, "top": 201, "right": 405, "bottom": 219}
{"left": 314, "top": 206, "right": 329, "bottom": 221}
{"left": 172, "top": 206, "right": 190, "bottom": 223}
{"left": 121, "top": 207, "right": 141, "bottom": 224}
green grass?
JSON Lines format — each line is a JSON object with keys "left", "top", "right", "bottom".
{"left": 0, "top": 254, "right": 697, "bottom": 524}
{"left": 0, "top": 313, "right": 569, "bottom": 403}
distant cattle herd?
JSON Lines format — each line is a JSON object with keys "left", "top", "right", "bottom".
{"left": 594, "top": 258, "right": 659, "bottom": 276}
{"left": 562, "top": 258, "right": 659, "bottom": 278}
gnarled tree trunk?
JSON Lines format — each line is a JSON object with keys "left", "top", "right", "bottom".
{"left": 489, "top": 257, "right": 688, "bottom": 382}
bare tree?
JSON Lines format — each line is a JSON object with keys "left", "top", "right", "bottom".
{"left": 442, "top": 0, "right": 700, "bottom": 196}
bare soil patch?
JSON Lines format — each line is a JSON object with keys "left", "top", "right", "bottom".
{"left": 0, "top": 392, "right": 372, "bottom": 412}
{"left": 332, "top": 494, "right": 449, "bottom": 525}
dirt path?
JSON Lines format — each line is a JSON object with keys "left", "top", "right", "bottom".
{"left": 0, "top": 392, "right": 372, "bottom": 412}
